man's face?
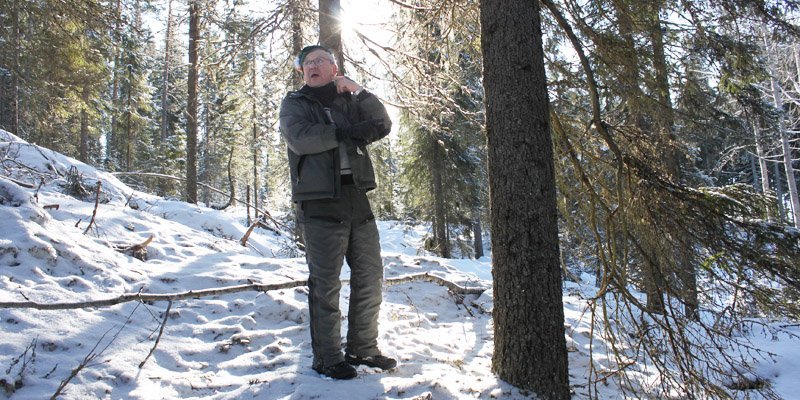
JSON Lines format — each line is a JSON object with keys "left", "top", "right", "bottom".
{"left": 302, "top": 49, "right": 338, "bottom": 87}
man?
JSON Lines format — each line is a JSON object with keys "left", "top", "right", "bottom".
{"left": 278, "top": 45, "right": 397, "bottom": 380}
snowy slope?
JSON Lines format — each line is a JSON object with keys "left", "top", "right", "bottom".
{"left": 2, "top": 129, "right": 798, "bottom": 400}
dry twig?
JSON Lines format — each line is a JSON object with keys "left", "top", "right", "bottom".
{"left": 139, "top": 300, "right": 172, "bottom": 369}
{"left": 82, "top": 180, "right": 102, "bottom": 235}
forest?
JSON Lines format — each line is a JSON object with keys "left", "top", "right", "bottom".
{"left": 1, "top": 0, "right": 800, "bottom": 398}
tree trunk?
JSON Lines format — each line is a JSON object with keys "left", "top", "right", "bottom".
{"left": 649, "top": 3, "right": 697, "bottom": 319}
{"left": 200, "top": 39, "right": 211, "bottom": 207}
{"left": 79, "top": 87, "right": 89, "bottom": 162}
{"left": 473, "top": 216, "right": 484, "bottom": 259}
{"left": 777, "top": 108, "right": 800, "bottom": 228}
{"left": 480, "top": 0, "right": 570, "bottom": 397}
{"left": 290, "top": 0, "right": 306, "bottom": 247}
{"left": 220, "top": 146, "right": 235, "bottom": 209}
{"left": 160, "top": 0, "right": 172, "bottom": 141}
{"left": 125, "top": 63, "right": 133, "bottom": 170}
{"left": 157, "top": 0, "right": 174, "bottom": 196}
{"left": 290, "top": 0, "right": 305, "bottom": 88}
{"left": 11, "top": 0, "right": 20, "bottom": 136}
{"left": 186, "top": 0, "right": 200, "bottom": 204}
{"left": 765, "top": 35, "right": 800, "bottom": 228}
{"left": 754, "top": 123, "right": 771, "bottom": 194}
{"left": 318, "top": 0, "right": 343, "bottom": 69}
{"left": 753, "top": 119, "right": 772, "bottom": 219}
{"left": 775, "top": 160, "right": 785, "bottom": 222}
{"left": 431, "top": 139, "right": 451, "bottom": 258}
{"left": 108, "top": 0, "right": 121, "bottom": 167}
{"left": 613, "top": 0, "right": 665, "bottom": 314}
{"left": 251, "top": 33, "right": 260, "bottom": 220}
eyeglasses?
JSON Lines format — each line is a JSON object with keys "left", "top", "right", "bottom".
{"left": 303, "top": 57, "right": 334, "bottom": 67}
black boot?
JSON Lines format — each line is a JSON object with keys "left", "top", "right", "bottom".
{"left": 313, "top": 361, "right": 358, "bottom": 380}
{"left": 345, "top": 353, "right": 397, "bottom": 370}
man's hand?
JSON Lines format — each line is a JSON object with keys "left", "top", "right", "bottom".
{"left": 336, "top": 119, "right": 385, "bottom": 143}
{"left": 333, "top": 75, "right": 362, "bottom": 94}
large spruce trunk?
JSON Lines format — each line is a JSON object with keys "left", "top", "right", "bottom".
{"left": 480, "top": 0, "right": 570, "bottom": 398}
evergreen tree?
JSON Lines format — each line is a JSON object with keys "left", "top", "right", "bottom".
{"left": 480, "top": 0, "right": 570, "bottom": 397}
{"left": 0, "top": 0, "right": 113, "bottom": 161}
{"left": 394, "top": 1, "right": 486, "bottom": 258}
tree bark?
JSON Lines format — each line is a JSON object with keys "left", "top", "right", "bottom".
{"left": 289, "top": 0, "right": 305, "bottom": 88}
{"left": 473, "top": 217, "right": 484, "bottom": 259}
{"left": 318, "top": 0, "right": 344, "bottom": 69}
{"left": 480, "top": 0, "right": 570, "bottom": 397}
{"left": 186, "top": 0, "right": 200, "bottom": 204}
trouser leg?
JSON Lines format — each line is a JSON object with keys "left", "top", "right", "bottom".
{"left": 299, "top": 199, "right": 350, "bottom": 368}
{"left": 345, "top": 188, "right": 384, "bottom": 357}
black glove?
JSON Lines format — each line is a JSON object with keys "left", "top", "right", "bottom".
{"left": 335, "top": 119, "right": 385, "bottom": 142}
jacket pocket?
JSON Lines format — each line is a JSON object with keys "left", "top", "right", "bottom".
{"left": 295, "top": 150, "right": 337, "bottom": 198}
{"left": 294, "top": 155, "right": 307, "bottom": 185}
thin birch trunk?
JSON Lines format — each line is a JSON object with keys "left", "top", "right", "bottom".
{"left": 754, "top": 122, "right": 771, "bottom": 195}
{"left": 753, "top": 119, "right": 774, "bottom": 220}
{"left": 765, "top": 34, "right": 800, "bottom": 228}
{"left": 775, "top": 161, "right": 786, "bottom": 221}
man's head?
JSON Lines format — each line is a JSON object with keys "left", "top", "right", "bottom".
{"left": 294, "top": 45, "right": 338, "bottom": 87}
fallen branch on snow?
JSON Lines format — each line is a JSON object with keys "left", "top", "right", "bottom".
{"left": 384, "top": 272, "right": 485, "bottom": 295}
{"left": 0, "top": 272, "right": 487, "bottom": 310}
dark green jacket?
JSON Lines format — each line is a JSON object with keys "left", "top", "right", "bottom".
{"left": 279, "top": 85, "right": 391, "bottom": 202}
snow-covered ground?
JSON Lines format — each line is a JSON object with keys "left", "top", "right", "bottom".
{"left": 1, "top": 129, "right": 798, "bottom": 399}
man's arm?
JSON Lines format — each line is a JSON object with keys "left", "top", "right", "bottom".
{"left": 333, "top": 76, "right": 392, "bottom": 141}
{"left": 355, "top": 92, "right": 392, "bottom": 142}
{"left": 279, "top": 96, "right": 340, "bottom": 155}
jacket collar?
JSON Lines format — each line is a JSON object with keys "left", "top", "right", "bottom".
{"left": 290, "top": 82, "right": 352, "bottom": 105}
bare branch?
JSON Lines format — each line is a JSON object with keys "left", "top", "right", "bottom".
{"left": 83, "top": 180, "right": 102, "bottom": 235}
{"left": 138, "top": 300, "right": 172, "bottom": 369}
{"left": 0, "top": 272, "right": 486, "bottom": 310}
